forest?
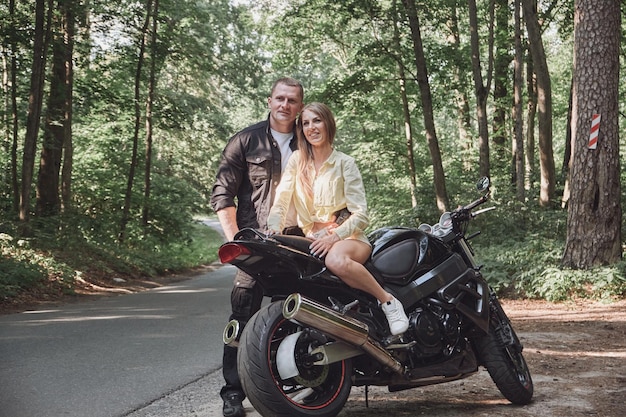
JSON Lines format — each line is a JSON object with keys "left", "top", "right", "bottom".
{"left": 0, "top": 0, "right": 624, "bottom": 308}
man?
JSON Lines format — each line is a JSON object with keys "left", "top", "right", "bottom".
{"left": 210, "top": 77, "right": 304, "bottom": 417}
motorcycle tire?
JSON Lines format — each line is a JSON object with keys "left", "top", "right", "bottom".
{"left": 238, "top": 300, "right": 353, "bottom": 417}
{"left": 474, "top": 298, "right": 534, "bottom": 405}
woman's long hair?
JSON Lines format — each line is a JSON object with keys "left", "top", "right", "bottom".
{"left": 296, "top": 102, "right": 337, "bottom": 198}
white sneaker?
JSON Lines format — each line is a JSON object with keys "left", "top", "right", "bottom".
{"left": 381, "top": 297, "right": 409, "bottom": 335}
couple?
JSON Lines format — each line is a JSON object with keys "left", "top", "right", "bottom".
{"left": 211, "top": 78, "right": 409, "bottom": 417}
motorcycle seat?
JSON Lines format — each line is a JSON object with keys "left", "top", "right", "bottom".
{"left": 273, "top": 234, "right": 315, "bottom": 254}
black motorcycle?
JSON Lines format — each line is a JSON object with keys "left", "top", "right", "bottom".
{"left": 219, "top": 177, "right": 533, "bottom": 417}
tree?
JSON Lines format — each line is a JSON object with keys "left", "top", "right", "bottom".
{"left": 467, "top": 0, "right": 493, "bottom": 178}
{"left": 402, "top": 0, "right": 449, "bottom": 212}
{"left": 1, "top": 0, "right": 21, "bottom": 213}
{"left": 525, "top": 43, "right": 536, "bottom": 192}
{"left": 512, "top": 0, "right": 525, "bottom": 202}
{"left": 119, "top": 0, "right": 153, "bottom": 242}
{"left": 444, "top": 0, "right": 472, "bottom": 171}
{"left": 522, "top": 0, "right": 555, "bottom": 207}
{"left": 36, "top": 0, "right": 75, "bottom": 217}
{"left": 60, "top": 0, "right": 75, "bottom": 211}
{"left": 391, "top": 0, "right": 419, "bottom": 207}
{"left": 20, "top": 0, "right": 51, "bottom": 223}
{"left": 562, "top": 0, "right": 621, "bottom": 268}
{"left": 142, "top": 0, "right": 159, "bottom": 227}
{"left": 492, "top": 0, "right": 510, "bottom": 162}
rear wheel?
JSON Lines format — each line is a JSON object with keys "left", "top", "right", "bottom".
{"left": 474, "top": 296, "right": 533, "bottom": 405}
{"left": 238, "top": 300, "right": 352, "bottom": 417}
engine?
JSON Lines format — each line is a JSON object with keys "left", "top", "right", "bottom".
{"left": 406, "top": 304, "right": 462, "bottom": 360}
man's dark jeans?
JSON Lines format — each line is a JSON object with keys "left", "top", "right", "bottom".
{"left": 220, "top": 276, "right": 264, "bottom": 400}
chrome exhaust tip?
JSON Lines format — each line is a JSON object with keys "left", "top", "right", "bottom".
{"left": 282, "top": 292, "right": 301, "bottom": 318}
{"left": 223, "top": 319, "right": 240, "bottom": 347}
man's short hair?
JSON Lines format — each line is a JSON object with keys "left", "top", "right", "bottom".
{"left": 270, "top": 77, "right": 304, "bottom": 101}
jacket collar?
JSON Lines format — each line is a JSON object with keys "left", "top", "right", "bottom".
{"left": 265, "top": 114, "right": 298, "bottom": 151}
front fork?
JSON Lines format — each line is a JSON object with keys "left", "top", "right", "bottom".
{"left": 489, "top": 294, "right": 523, "bottom": 353}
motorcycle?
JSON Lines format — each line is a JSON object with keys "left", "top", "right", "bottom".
{"left": 219, "top": 177, "right": 533, "bottom": 417}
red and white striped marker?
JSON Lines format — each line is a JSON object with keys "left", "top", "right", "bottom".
{"left": 588, "top": 113, "right": 601, "bottom": 149}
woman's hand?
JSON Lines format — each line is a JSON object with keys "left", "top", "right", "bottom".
{"left": 309, "top": 229, "right": 340, "bottom": 258}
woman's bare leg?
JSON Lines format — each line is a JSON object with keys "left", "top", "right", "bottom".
{"left": 324, "top": 240, "right": 392, "bottom": 303}
{"left": 325, "top": 240, "right": 409, "bottom": 335}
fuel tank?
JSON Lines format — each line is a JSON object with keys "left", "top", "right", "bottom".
{"left": 367, "top": 227, "right": 451, "bottom": 285}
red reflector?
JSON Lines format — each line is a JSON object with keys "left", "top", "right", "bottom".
{"left": 219, "top": 243, "right": 252, "bottom": 264}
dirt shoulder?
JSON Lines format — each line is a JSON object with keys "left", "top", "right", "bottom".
{"left": 340, "top": 298, "right": 626, "bottom": 417}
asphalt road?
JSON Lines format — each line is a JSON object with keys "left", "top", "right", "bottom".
{"left": 0, "top": 264, "right": 238, "bottom": 417}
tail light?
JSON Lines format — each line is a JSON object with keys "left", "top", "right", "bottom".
{"left": 219, "top": 243, "right": 252, "bottom": 264}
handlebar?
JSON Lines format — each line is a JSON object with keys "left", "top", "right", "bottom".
{"left": 421, "top": 178, "right": 492, "bottom": 238}
{"left": 450, "top": 191, "right": 490, "bottom": 226}
{"left": 462, "top": 193, "right": 489, "bottom": 212}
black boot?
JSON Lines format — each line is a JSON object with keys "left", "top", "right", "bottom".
{"left": 222, "top": 392, "right": 245, "bottom": 417}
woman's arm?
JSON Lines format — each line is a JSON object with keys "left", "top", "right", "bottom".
{"left": 333, "top": 157, "right": 369, "bottom": 240}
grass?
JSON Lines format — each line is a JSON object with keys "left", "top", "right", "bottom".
{"left": 0, "top": 218, "right": 223, "bottom": 307}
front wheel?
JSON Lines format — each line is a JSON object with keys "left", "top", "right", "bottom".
{"left": 473, "top": 296, "right": 534, "bottom": 405}
{"left": 238, "top": 300, "right": 353, "bottom": 417}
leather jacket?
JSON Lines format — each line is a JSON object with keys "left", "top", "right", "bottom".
{"left": 210, "top": 116, "right": 297, "bottom": 232}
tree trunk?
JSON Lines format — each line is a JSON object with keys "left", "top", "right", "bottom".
{"left": 467, "top": 0, "right": 491, "bottom": 178}
{"left": 142, "top": 0, "right": 159, "bottom": 227}
{"left": 1, "top": 47, "right": 6, "bottom": 177}
{"left": 398, "top": 71, "right": 419, "bottom": 208}
{"left": 522, "top": 0, "right": 555, "bottom": 207}
{"left": 119, "top": 0, "right": 153, "bottom": 242}
{"left": 401, "top": 0, "right": 449, "bottom": 212}
{"left": 525, "top": 52, "right": 536, "bottom": 191}
{"left": 445, "top": 1, "right": 472, "bottom": 171}
{"left": 561, "top": 78, "right": 573, "bottom": 208}
{"left": 37, "top": 0, "right": 71, "bottom": 217}
{"left": 492, "top": 0, "right": 510, "bottom": 163}
{"left": 61, "top": 0, "right": 75, "bottom": 211}
{"left": 512, "top": 0, "right": 525, "bottom": 201}
{"left": 2, "top": 42, "right": 11, "bottom": 206}
{"left": 7, "top": 0, "right": 20, "bottom": 214}
{"left": 562, "top": 0, "right": 621, "bottom": 268}
{"left": 392, "top": 0, "right": 418, "bottom": 207}
{"left": 20, "top": 0, "right": 51, "bottom": 223}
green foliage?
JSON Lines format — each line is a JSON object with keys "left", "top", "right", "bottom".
{"left": 0, "top": 256, "right": 47, "bottom": 298}
{"left": 470, "top": 206, "right": 625, "bottom": 302}
{"left": 0, "top": 217, "right": 222, "bottom": 302}
{"left": 0, "top": 233, "right": 73, "bottom": 299}
{"left": 517, "top": 263, "right": 626, "bottom": 302}
{"left": 124, "top": 220, "right": 223, "bottom": 273}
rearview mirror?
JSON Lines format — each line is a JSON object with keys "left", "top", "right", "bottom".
{"left": 476, "top": 177, "right": 490, "bottom": 192}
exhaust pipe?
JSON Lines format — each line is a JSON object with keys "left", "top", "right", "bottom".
{"left": 223, "top": 319, "right": 240, "bottom": 347}
{"left": 282, "top": 293, "right": 404, "bottom": 374}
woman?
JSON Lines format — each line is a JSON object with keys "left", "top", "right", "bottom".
{"left": 267, "top": 102, "right": 409, "bottom": 336}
